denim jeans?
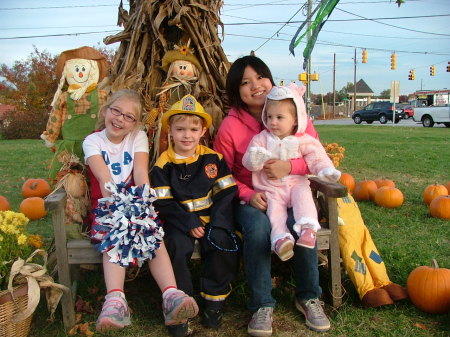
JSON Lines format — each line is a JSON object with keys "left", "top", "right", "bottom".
{"left": 234, "top": 199, "right": 322, "bottom": 312}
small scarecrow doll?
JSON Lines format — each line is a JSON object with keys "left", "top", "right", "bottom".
{"left": 145, "top": 43, "right": 204, "bottom": 164}
{"left": 41, "top": 46, "right": 109, "bottom": 180}
{"left": 41, "top": 46, "right": 109, "bottom": 234}
{"left": 337, "top": 195, "right": 408, "bottom": 307}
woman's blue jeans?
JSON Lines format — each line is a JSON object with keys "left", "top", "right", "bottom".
{"left": 234, "top": 199, "right": 322, "bottom": 312}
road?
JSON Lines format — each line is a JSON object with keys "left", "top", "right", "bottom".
{"left": 313, "top": 117, "right": 447, "bottom": 128}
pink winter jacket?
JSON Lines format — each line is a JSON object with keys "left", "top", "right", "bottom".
{"left": 213, "top": 107, "right": 318, "bottom": 203}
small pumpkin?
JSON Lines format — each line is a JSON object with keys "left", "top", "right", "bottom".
{"left": 0, "top": 195, "right": 11, "bottom": 211}
{"left": 429, "top": 195, "right": 450, "bottom": 220}
{"left": 374, "top": 177, "right": 396, "bottom": 188}
{"left": 22, "top": 178, "right": 51, "bottom": 198}
{"left": 19, "top": 197, "right": 47, "bottom": 220}
{"left": 339, "top": 173, "right": 355, "bottom": 194}
{"left": 353, "top": 179, "right": 378, "bottom": 201}
{"left": 407, "top": 259, "right": 450, "bottom": 314}
{"left": 423, "top": 183, "right": 448, "bottom": 206}
{"left": 374, "top": 186, "right": 404, "bottom": 208}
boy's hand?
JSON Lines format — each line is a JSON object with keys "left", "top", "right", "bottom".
{"left": 190, "top": 226, "right": 205, "bottom": 238}
{"left": 250, "top": 192, "right": 267, "bottom": 211}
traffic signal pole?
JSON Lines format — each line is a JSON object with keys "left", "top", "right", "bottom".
{"left": 306, "top": 0, "right": 312, "bottom": 116}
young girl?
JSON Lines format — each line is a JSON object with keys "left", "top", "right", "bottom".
{"left": 242, "top": 83, "right": 341, "bottom": 261}
{"left": 213, "top": 56, "right": 331, "bottom": 336}
{"left": 82, "top": 89, "right": 198, "bottom": 332}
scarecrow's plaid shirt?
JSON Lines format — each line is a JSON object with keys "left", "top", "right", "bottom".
{"left": 42, "top": 89, "right": 109, "bottom": 144}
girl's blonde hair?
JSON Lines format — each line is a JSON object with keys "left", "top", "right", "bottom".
{"left": 264, "top": 98, "right": 297, "bottom": 123}
{"left": 95, "top": 89, "right": 143, "bottom": 130}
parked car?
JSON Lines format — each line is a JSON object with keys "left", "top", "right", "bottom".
{"left": 352, "top": 102, "right": 404, "bottom": 124}
{"left": 401, "top": 105, "right": 414, "bottom": 119}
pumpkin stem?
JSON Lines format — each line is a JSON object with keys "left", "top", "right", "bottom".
{"left": 31, "top": 182, "right": 38, "bottom": 190}
{"left": 431, "top": 259, "right": 439, "bottom": 269}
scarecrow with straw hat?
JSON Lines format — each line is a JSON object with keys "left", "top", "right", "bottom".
{"left": 41, "top": 46, "right": 109, "bottom": 180}
{"left": 41, "top": 46, "right": 109, "bottom": 232}
{"left": 145, "top": 41, "right": 209, "bottom": 165}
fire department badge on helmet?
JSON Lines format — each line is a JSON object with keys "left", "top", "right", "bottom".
{"left": 204, "top": 164, "right": 218, "bottom": 179}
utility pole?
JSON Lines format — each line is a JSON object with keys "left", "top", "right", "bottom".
{"left": 333, "top": 53, "right": 336, "bottom": 118}
{"left": 353, "top": 48, "right": 357, "bottom": 112}
{"left": 306, "top": 0, "right": 312, "bottom": 115}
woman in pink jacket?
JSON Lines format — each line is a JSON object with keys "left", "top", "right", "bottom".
{"left": 214, "top": 56, "right": 331, "bottom": 336}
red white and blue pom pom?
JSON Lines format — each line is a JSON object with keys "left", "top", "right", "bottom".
{"left": 93, "top": 182, "right": 164, "bottom": 267}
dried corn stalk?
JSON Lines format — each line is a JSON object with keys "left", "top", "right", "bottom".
{"left": 103, "top": 0, "right": 230, "bottom": 164}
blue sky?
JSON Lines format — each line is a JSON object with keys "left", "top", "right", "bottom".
{"left": 1, "top": 0, "right": 449, "bottom": 96}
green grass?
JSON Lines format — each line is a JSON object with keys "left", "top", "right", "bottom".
{"left": 1, "top": 126, "right": 449, "bottom": 337}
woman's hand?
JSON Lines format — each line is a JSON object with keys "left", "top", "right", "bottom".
{"left": 263, "top": 159, "right": 291, "bottom": 180}
{"left": 250, "top": 192, "right": 267, "bottom": 211}
{"left": 189, "top": 226, "right": 205, "bottom": 239}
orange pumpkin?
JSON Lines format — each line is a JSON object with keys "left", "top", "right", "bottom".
{"left": 19, "top": 197, "right": 47, "bottom": 220}
{"left": 22, "top": 178, "right": 51, "bottom": 198}
{"left": 374, "top": 186, "right": 404, "bottom": 208}
{"left": 374, "top": 177, "right": 396, "bottom": 188}
{"left": 0, "top": 195, "right": 11, "bottom": 211}
{"left": 339, "top": 173, "right": 355, "bottom": 194}
{"left": 407, "top": 259, "right": 450, "bottom": 314}
{"left": 429, "top": 195, "right": 450, "bottom": 220}
{"left": 353, "top": 179, "right": 378, "bottom": 201}
{"left": 445, "top": 181, "right": 450, "bottom": 194}
{"left": 423, "top": 183, "right": 448, "bottom": 206}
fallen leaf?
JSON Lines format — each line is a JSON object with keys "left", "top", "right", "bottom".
{"left": 79, "top": 322, "right": 95, "bottom": 336}
{"left": 414, "top": 322, "right": 428, "bottom": 330}
{"left": 67, "top": 325, "right": 78, "bottom": 336}
{"left": 75, "top": 313, "right": 82, "bottom": 323}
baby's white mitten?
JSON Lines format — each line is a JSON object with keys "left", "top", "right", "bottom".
{"left": 249, "top": 146, "right": 272, "bottom": 169}
{"left": 318, "top": 167, "right": 341, "bottom": 183}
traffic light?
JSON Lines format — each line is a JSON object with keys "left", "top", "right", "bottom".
{"left": 310, "top": 72, "right": 319, "bottom": 81}
{"left": 408, "top": 69, "right": 415, "bottom": 80}
{"left": 362, "top": 49, "right": 368, "bottom": 63}
{"left": 430, "top": 65, "right": 435, "bottom": 76}
{"left": 298, "top": 72, "right": 308, "bottom": 85}
{"left": 447, "top": 61, "right": 450, "bottom": 72}
{"left": 279, "top": 80, "right": 284, "bottom": 86}
{"left": 390, "top": 53, "right": 396, "bottom": 70}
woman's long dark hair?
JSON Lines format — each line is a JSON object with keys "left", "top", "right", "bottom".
{"left": 226, "top": 55, "right": 275, "bottom": 111}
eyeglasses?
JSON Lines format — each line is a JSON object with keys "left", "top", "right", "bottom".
{"left": 108, "top": 107, "right": 137, "bottom": 123}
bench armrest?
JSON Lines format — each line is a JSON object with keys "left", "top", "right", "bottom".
{"left": 308, "top": 176, "right": 348, "bottom": 198}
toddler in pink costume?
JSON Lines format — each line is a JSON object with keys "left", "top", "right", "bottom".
{"left": 242, "top": 83, "right": 341, "bottom": 261}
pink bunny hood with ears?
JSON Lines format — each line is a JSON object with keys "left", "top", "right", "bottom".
{"left": 262, "top": 82, "right": 308, "bottom": 134}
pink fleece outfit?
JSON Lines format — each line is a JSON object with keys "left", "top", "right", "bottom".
{"left": 213, "top": 106, "right": 318, "bottom": 204}
{"left": 241, "top": 84, "right": 339, "bottom": 246}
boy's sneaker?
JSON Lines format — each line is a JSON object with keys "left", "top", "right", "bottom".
{"left": 201, "top": 308, "right": 223, "bottom": 329}
{"left": 163, "top": 290, "right": 199, "bottom": 326}
{"left": 296, "top": 228, "right": 316, "bottom": 249}
{"left": 167, "top": 322, "right": 189, "bottom": 337}
{"left": 248, "top": 306, "right": 273, "bottom": 337}
{"left": 273, "top": 237, "right": 294, "bottom": 261}
{"left": 295, "top": 298, "right": 330, "bottom": 332}
{"left": 96, "top": 292, "right": 131, "bottom": 331}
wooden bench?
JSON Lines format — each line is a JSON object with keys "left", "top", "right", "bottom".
{"left": 45, "top": 177, "right": 347, "bottom": 329}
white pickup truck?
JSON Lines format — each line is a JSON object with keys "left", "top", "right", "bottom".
{"left": 412, "top": 105, "right": 450, "bottom": 127}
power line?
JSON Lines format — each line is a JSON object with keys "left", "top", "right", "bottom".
{"left": 0, "top": 4, "right": 118, "bottom": 10}
{"left": 0, "top": 30, "right": 121, "bottom": 40}
{"left": 222, "top": 33, "right": 450, "bottom": 56}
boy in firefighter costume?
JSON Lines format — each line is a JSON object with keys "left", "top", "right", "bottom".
{"left": 337, "top": 195, "right": 408, "bottom": 307}
{"left": 150, "top": 95, "right": 238, "bottom": 336}
{"left": 41, "top": 46, "right": 109, "bottom": 180}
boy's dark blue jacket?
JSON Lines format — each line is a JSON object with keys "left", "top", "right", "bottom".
{"left": 150, "top": 144, "right": 237, "bottom": 237}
